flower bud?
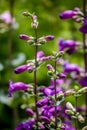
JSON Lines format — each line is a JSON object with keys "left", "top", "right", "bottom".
{"left": 64, "top": 89, "right": 74, "bottom": 96}
{"left": 23, "top": 12, "right": 32, "bottom": 17}
{"left": 26, "top": 108, "right": 34, "bottom": 116}
{"left": 19, "top": 34, "right": 30, "bottom": 41}
{"left": 65, "top": 110, "right": 74, "bottom": 115}
{"left": 44, "top": 35, "right": 54, "bottom": 41}
{"left": 40, "top": 116, "right": 50, "bottom": 124}
{"left": 14, "top": 65, "right": 28, "bottom": 74}
{"left": 77, "top": 114, "right": 85, "bottom": 123}
{"left": 47, "top": 64, "right": 53, "bottom": 70}
{"left": 66, "top": 102, "right": 76, "bottom": 112}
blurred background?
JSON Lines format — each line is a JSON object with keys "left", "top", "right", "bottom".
{"left": 0, "top": 0, "right": 83, "bottom": 129}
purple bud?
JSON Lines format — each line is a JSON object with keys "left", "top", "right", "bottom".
{"left": 26, "top": 108, "right": 34, "bottom": 116}
{"left": 37, "top": 98, "right": 49, "bottom": 107}
{"left": 79, "top": 18, "right": 87, "bottom": 34}
{"left": 19, "top": 34, "right": 30, "bottom": 40}
{"left": 8, "top": 80, "right": 29, "bottom": 97}
{"left": 37, "top": 51, "right": 44, "bottom": 59}
{"left": 32, "top": 15, "right": 37, "bottom": 20}
{"left": 44, "top": 35, "right": 54, "bottom": 41}
{"left": 14, "top": 65, "right": 28, "bottom": 74}
{"left": 47, "top": 64, "right": 53, "bottom": 70}
{"left": 58, "top": 73, "right": 66, "bottom": 79}
{"left": 40, "top": 116, "right": 50, "bottom": 124}
{"left": 59, "top": 10, "right": 77, "bottom": 19}
{"left": 38, "top": 123, "right": 45, "bottom": 130}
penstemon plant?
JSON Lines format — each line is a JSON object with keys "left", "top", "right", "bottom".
{"left": 8, "top": 0, "right": 87, "bottom": 130}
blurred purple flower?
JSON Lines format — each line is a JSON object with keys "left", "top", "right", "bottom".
{"left": 37, "top": 98, "right": 50, "bottom": 107}
{"left": 8, "top": 80, "right": 29, "bottom": 97}
{"left": 64, "top": 121, "right": 75, "bottom": 130}
{"left": 47, "top": 64, "right": 53, "bottom": 70}
{"left": 44, "top": 35, "right": 54, "bottom": 41}
{"left": 14, "top": 65, "right": 28, "bottom": 74}
{"left": 19, "top": 34, "right": 30, "bottom": 41}
{"left": 58, "top": 38, "right": 79, "bottom": 54}
{"left": 0, "top": 11, "right": 12, "bottom": 24}
{"left": 79, "top": 18, "right": 87, "bottom": 34}
{"left": 59, "top": 8, "right": 80, "bottom": 20}
{"left": 40, "top": 116, "right": 50, "bottom": 124}
{"left": 26, "top": 108, "right": 34, "bottom": 116}
{"left": 15, "top": 118, "right": 35, "bottom": 130}
{"left": 63, "top": 61, "right": 83, "bottom": 75}
{"left": 79, "top": 73, "right": 87, "bottom": 86}
{"left": 37, "top": 51, "right": 44, "bottom": 58}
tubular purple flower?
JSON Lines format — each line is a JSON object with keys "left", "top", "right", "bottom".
{"left": 36, "top": 98, "right": 50, "bottom": 107}
{"left": 59, "top": 8, "right": 80, "bottom": 20}
{"left": 8, "top": 80, "right": 30, "bottom": 97}
{"left": 26, "top": 108, "right": 34, "bottom": 116}
{"left": 40, "top": 116, "right": 50, "bottom": 124}
{"left": 37, "top": 51, "right": 44, "bottom": 59}
{"left": 63, "top": 61, "right": 83, "bottom": 74}
{"left": 58, "top": 38, "right": 79, "bottom": 54}
{"left": 19, "top": 34, "right": 30, "bottom": 41}
{"left": 15, "top": 118, "right": 35, "bottom": 130}
{"left": 79, "top": 18, "right": 87, "bottom": 34}
{"left": 14, "top": 65, "right": 28, "bottom": 74}
{"left": 79, "top": 73, "right": 87, "bottom": 87}
{"left": 44, "top": 35, "right": 54, "bottom": 41}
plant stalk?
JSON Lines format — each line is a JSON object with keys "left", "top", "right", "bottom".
{"left": 34, "top": 28, "right": 39, "bottom": 129}
{"left": 54, "top": 60, "right": 57, "bottom": 129}
{"left": 83, "top": 0, "right": 87, "bottom": 121}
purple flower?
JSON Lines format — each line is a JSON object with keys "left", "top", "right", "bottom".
{"left": 26, "top": 108, "right": 34, "bottom": 116}
{"left": 63, "top": 61, "right": 83, "bottom": 75}
{"left": 79, "top": 18, "right": 87, "bottom": 34}
{"left": 40, "top": 56, "right": 51, "bottom": 62}
{"left": 37, "top": 51, "right": 44, "bottom": 59}
{"left": 47, "top": 64, "right": 53, "bottom": 70}
{"left": 79, "top": 73, "right": 87, "bottom": 86}
{"left": 14, "top": 65, "right": 28, "bottom": 74}
{"left": 59, "top": 8, "right": 80, "bottom": 20}
{"left": 37, "top": 98, "right": 50, "bottom": 107}
{"left": 40, "top": 116, "right": 50, "bottom": 124}
{"left": 44, "top": 35, "right": 54, "bottom": 41}
{"left": 64, "top": 121, "right": 75, "bottom": 130}
{"left": 8, "top": 80, "right": 29, "bottom": 97}
{"left": 58, "top": 38, "right": 79, "bottom": 54}
{"left": 19, "top": 34, "right": 30, "bottom": 41}
{"left": 0, "top": 11, "right": 12, "bottom": 24}
{"left": 15, "top": 118, "right": 35, "bottom": 130}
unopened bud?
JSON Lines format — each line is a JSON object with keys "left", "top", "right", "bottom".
{"left": 65, "top": 89, "right": 74, "bottom": 96}
{"left": 66, "top": 102, "right": 76, "bottom": 112}
{"left": 47, "top": 71, "right": 54, "bottom": 77}
{"left": 78, "top": 114, "right": 85, "bottom": 123}
{"left": 65, "top": 110, "right": 74, "bottom": 115}
{"left": 23, "top": 12, "right": 32, "bottom": 17}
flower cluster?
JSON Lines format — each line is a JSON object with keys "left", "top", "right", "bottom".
{"left": 8, "top": 4, "right": 87, "bottom": 130}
